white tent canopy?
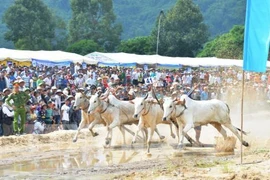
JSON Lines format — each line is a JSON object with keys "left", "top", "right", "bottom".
{"left": 86, "top": 52, "right": 270, "bottom": 68}
{"left": 0, "top": 48, "right": 98, "bottom": 64}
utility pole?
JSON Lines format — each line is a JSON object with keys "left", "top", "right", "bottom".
{"left": 156, "top": 10, "right": 164, "bottom": 55}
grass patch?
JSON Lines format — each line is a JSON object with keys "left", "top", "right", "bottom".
{"left": 252, "top": 148, "right": 270, "bottom": 154}
{"left": 195, "top": 159, "right": 233, "bottom": 168}
{"left": 221, "top": 163, "right": 233, "bottom": 173}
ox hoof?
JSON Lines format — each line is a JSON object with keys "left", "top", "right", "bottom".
{"left": 160, "top": 136, "right": 165, "bottom": 140}
{"left": 72, "top": 139, "right": 77, "bottom": 143}
{"left": 132, "top": 140, "right": 136, "bottom": 144}
{"left": 105, "top": 138, "right": 111, "bottom": 145}
{"left": 243, "top": 141, "right": 249, "bottom": 147}
{"left": 93, "top": 132, "right": 99, "bottom": 137}
{"left": 178, "top": 144, "right": 184, "bottom": 150}
{"left": 146, "top": 153, "right": 152, "bottom": 157}
{"left": 171, "top": 134, "right": 176, "bottom": 139}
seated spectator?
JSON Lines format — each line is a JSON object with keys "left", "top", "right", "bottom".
{"left": 33, "top": 119, "right": 45, "bottom": 134}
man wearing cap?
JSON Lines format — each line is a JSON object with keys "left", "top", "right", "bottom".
{"left": 54, "top": 89, "right": 62, "bottom": 111}
{"left": 75, "top": 73, "right": 84, "bottom": 88}
{"left": 22, "top": 71, "right": 30, "bottom": 88}
{"left": 6, "top": 82, "right": 30, "bottom": 136}
{"left": 43, "top": 74, "right": 52, "bottom": 87}
{"left": 2, "top": 100, "right": 14, "bottom": 136}
{"left": 36, "top": 75, "right": 44, "bottom": 87}
{"left": 2, "top": 88, "right": 11, "bottom": 102}
{"left": 18, "top": 79, "right": 25, "bottom": 92}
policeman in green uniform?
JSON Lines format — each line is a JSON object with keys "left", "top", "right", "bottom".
{"left": 5, "top": 81, "right": 30, "bottom": 136}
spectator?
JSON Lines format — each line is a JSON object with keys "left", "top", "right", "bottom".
{"left": 25, "top": 105, "right": 37, "bottom": 134}
{"left": 61, "top": 98, "right": 71, "bottom": 130}
{"left": 200, "top": 87, "right": 209, "bottom": 100}
{"left": 5, "top": 81, "right": 30, "bottom": 136}
{"left": 68, "top": 100, "right": 79, "bottom": 130}
{"left": 2, "top": 102, "right": 14, "bottom": 136}
{"left": 33, "top": 118, "right": 45, "bottom": 134}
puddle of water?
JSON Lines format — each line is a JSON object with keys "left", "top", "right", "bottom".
{"left": 0, "top": 148, "right": 147, "bottom": 176}
{"left": 0, "top": 143, "right": 235, "bottom": 176}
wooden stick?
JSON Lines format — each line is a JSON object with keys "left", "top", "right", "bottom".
{"left": 240, "top": 70, "right": 245, "bottom": 164}
{"left": 122, "top": 126, "right": 143, "bottom": 141}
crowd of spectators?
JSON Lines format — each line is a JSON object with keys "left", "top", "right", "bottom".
{"left": 0, "top": 62, "right": 269, "bottom": 136}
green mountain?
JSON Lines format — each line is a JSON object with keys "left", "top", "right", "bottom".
{"left": 0, "top": 0, "right": 245, "bottom": 49}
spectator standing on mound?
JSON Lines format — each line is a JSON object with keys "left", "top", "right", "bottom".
{"left": 6, "top": 81, "right": 30, "bottom": 136}
{"left": 61, "top": 98, "right": 71, "bottom": 130}
{"left": 2, "top": 102, "right": 14, "bottom": 136}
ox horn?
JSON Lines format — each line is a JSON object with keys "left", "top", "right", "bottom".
{"left": 97, "top": 90, "right": 102, "bottom": 97}
{"left": 144, "top": 93, "right": 149, "bottom": 100}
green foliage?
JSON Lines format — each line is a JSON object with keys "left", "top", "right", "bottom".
{"left": 67, "top": 40, "right": 103, "bottom": 55}
{"left": 117, "top": 36, "right": 155, "bottom": 54}
{"left": 3, "top": 0, "right": 56, "bottom": 50}
{"left": 197, "top": 25, "right": 244, "bottom": 59}
{"left": 152, "top": 0, "right": 209, "bottom": 57}
{"left": 68, "top": 0, "right": 122, "bottom": 52}
{"left": 113, "top": 0, "right": 177, "bottom": 40}
{"left": 0, "top": 0, "right": 247, "bottom": 50}
{"left": 194, "top": 0, "right": 246, "bottom": 37}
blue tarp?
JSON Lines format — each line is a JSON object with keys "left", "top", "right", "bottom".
{"left": 243, "top": 0, "right": 270, "bottom": 72}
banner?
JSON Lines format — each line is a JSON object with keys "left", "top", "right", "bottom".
{"left": 243, "top": 0, "right": 270, "bottom": 72}
{"left": 32, "top": 59, "right": 71, "bottom": 67}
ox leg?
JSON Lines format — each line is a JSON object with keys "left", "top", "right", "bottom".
{"left": 143, "top": 128, "right": 148, "bottom": 143}
{"left": 194, "top": 126, "right": 203, "bottom": 146}
{"left": 177, "top": 123, "right": 184, "bottom": 148}
{"left": 179, "top": 123, "right": 193, "bottom": 149}
{"left": 88, "top": 119, "right": 100, "bottom": 137}
{"left": 223, "top": 123, "right": 249, "bottom": 147}
{"left": 73, "top": 119, "right": 86, "bottom": 142}
{"left": 132, "top": 119, "right": 144, "bottom": 144}
{"left": 119, "top": 125, "right": 126, "bottom": 145}
{"left": 147, "top": 128, "right": 155, "bottom": 154}
{"left": 105, "top": 126, "right": 113, "bottom": 147}
{"left": 169, "top": 123, "right": 176, "bottom": 139}
{"left": 210, "top": 122, "right": 227, "bottom": 139}
{"left": 154, "top": 127, "right": 165, "bottom": 140}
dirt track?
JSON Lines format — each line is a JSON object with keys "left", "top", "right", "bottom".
{"left": 0, "top": 109, "right": 270, "bottom": 180}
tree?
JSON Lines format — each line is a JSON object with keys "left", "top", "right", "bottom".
{"left": 151, "top": 0, "right": 209, "bottom": 57}
{"left": 197, "top": 25, "right": 244, "bottom": 59}
{"left": 67, "top": 40, "right": 103, "bottom": 55}
{"left": 193, "top": 0, "right": 246, "bottom": 37}
{"left": 3, "top": 0, "right": 56, "bottom": 50}
{"left": 68, "top": 0, "right": 122, "bottom": 52}
{"left": 117, "top": 36, "right": 155, "bottom": 54}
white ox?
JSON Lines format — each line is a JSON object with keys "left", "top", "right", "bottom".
{"left": 162, "top": 95, "right": 249, "bottom": 148}
{"left": 87, "top": 92, "right": 137, "bottom": 146}
{"left": 72, "top": 92, "right": 105, "bottom": 142}
{"left": 132, "top": 94, "right": 176, "bottom": 153}
{"left": 88, "top": 91, "right": 168, "bottom": 146}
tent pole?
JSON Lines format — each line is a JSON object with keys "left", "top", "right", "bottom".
{"left": 240, "top": 70, "right": 245, "bottom": 164}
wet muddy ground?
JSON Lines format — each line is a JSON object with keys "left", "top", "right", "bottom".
{"left": 0, "top": 109, "right": 270, "bottom": 180}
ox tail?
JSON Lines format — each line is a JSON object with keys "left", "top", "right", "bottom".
{"left": 235, "top": 126, "right": 249, "bottom": 135}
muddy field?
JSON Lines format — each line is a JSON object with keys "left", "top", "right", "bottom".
{"left": 0, "top": 108, "right": 270, "bottom": 180}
